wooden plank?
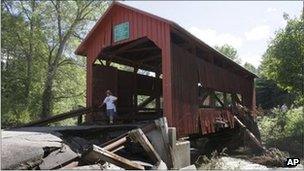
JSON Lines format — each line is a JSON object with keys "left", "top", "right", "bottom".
{"left": 101, "top": 123, "right": 156, "bottom": 149}
{"left": 84, "top": 145, "right": 144, "bottom": 170}
{"left": 129, "top": 128, "right": 161, "bottom": 164}
{"left": 16, "top": 107, "right": 92, "bottom": 128}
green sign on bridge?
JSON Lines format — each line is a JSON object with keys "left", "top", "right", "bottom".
{"left": 113, "top": 22, "right": 130, "bottom": 42}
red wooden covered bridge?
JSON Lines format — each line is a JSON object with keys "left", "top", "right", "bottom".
{"left": 75, "top": 2, "right": 257, "bottom": 137}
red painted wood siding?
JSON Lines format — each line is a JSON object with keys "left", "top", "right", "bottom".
{"left": 85, "top": 5, "right": 174, "bottom": 126}
{"left": 198, "top": 108, "right": 235, "bottom": 135}
{"left": 171, "top": 43, "right": 199, "bottom": 137}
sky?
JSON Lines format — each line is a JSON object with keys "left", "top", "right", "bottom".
{"left": 122, "top": 1, "right": 303, "bottom": 67}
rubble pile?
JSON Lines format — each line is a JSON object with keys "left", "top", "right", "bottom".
{"left": 1, "top": 118, "right": 196, "bottom": 170}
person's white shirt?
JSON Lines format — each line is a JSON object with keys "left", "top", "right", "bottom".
{"left": 103, "top": 95, "right": 117, "bottom": 110}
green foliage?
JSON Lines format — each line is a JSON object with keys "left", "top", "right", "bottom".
{"left": 243, "top": 62, "right": 257, "bottom": 75}
{"left": 214, "top": 44, "right": 241, "bottom": 64}
{"left": 1, "top": 1, "right": 109, "bottom": 127}
{"left": 256, "top": 78, "right": 296, "bottom": 109}
{"left": 259, "top": 17, "right": 304, "bottom": 105}
{"left": 259, "top": 107, "right": 304, "bottom": 157}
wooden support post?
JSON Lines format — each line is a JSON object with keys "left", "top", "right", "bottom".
{"left": 77, "top": 115, "right": 82, "bottom": 125}
{"left": 84, "top": 145, "right": 145, "bottom": 170}
{"left": 223, "top": 93, "right": 227, "bottom": 107}
{"left": 209, "top": 90, "right": 216, "bottom": 107}
{"left": 133, "top": 67, "right": 138, "bottom": 119}
{"left": 129, "top": 128, "right": 162, "bottom": 165}
{"left": 232, "top": 93, "right": 242, "bottom": 106}
{"left": 155, "top": 72, "right": 161, "bottom": 114}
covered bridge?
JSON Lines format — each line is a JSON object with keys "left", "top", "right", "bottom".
{"left": 75, "top": 2, "right": 257, "bottom": 137}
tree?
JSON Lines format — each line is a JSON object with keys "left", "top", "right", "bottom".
{"left": 256, "top": 78, "right": 296, "bottom": 109}
{"left": 214, "top": 44, "right": 241, "bottom": 64}
{"left": 39, "top": 0, "right": 109, "bottom": 118}
{"left": 259, "top": 17, "right": 304, "bottom": 105}
{"left": 244, "top": 62, "right": 257, "bottom": 75}
{"left": 1, "top": 1, "right": 109, "bottom": 126}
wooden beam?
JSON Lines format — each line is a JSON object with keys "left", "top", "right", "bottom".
{"left": 212, "top": 92, "right": 225, "bottom": 107}
{"left": 103, "top": 136, "right": 128, "bottom": 151}
{"left": 84, "top": 145, "right": 145, "bottom": 170}
{"left": 139, "top": 55, "right": 161, "bottom": 63}
{"left": 114, "top": 38, "right": 149, "bottom": 55}
{"left": 233, "top": 116, "right": 266, "bottom": 152}
{"left": 129, "top": 129, "right": 161, "bottom": 165}
{"left": 113, "top": 55, "right": 156, "bottom": 72}
{"left": 118, "top": 47, "right": 159, "bottom": 54}
{"left": 232, "top": 93, "right": 242, "bottom": 105}
{"left": 17, "top": 107, "right": 92, "bottom": 128}
{"left": 138, "top": 95, "right": 156, "bottom": 108}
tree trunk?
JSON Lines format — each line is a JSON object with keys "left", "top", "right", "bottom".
{"left": 39, "top": 0, "right": 91, "bottom": 118}
{"left": 24, "top": 0, "right": 36, "bottom": 105}
{"left": 40, "top": 65, "right": 56, "bottom": 119}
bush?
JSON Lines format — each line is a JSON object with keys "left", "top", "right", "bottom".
{"left": 259, "top": 106, "right": 304, "bottom": 157}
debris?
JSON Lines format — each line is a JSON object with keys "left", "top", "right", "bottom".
{"left": 39, "top": 144, "right": 79, "bottom": 169}
{"left": 233, "top": 116, "right": 266, "bottom": 152}
{"left": 2, "top": 117, "right": 200, "bottom": 170}
{"left": 83, "top": 145, "right": 145, "bottom": 170}
{"left": 129, "top": 128, "right": 162, "bottom": 165}
{"left": 1, "top": 131, "right": 63, "bottom": 169}
{"left": 249, "top": 148, "right": 288, "bottom": 167}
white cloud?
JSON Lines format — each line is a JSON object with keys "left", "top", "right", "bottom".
{"left": 245, "top": 25, "right": 271, "bottom": 41}
{"left": 188, "top": 27, "right": 243, "bottom": 48}
{"left": 266, "top": 7, "right": 277, "bottom": 13}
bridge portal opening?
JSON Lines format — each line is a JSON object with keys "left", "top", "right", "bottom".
{"left": 91, "top": 37, "right": 163, "bottom": 123}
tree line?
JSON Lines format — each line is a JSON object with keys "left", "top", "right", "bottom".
{"left": 1, "top": 0, "right": 110, "bottom": 127}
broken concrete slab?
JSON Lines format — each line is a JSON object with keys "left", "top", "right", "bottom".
{"left": 39, "top": 144, "right": 79, "bottom": 169}
{"left": 1, "top": 130, "right": 63, "bottom": 169}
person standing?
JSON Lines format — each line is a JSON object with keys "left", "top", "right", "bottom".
{"left": 100, "top": 90, "right": 118, "bottom": 124}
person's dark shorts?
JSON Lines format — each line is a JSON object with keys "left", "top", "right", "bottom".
{"left": 106, "top": 109, "right": 116, "bottom": 117}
